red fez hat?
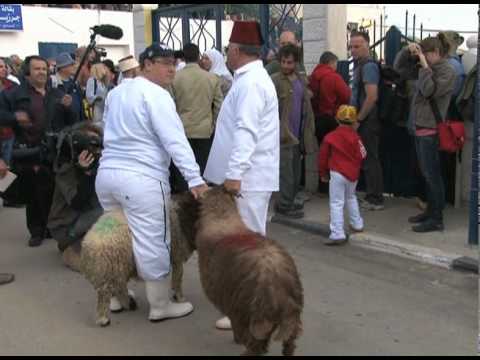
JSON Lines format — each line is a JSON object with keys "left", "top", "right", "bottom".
{"left": 229, "top": 21, "right": 264, "bottom": 46}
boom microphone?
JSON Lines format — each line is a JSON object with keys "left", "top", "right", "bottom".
{"left": 91, "top": 25, "right": 123, "bottom": 40}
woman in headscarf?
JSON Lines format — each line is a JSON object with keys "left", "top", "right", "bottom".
{"left": 200, "top": 48, "right": 233, "bottom": 96}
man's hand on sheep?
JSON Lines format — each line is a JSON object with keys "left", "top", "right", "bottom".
{"left": 190, "top": 183, "right": 209, "bottom": 200}
{"left": 223, "top": 179, "right": 241, "bottom": 196}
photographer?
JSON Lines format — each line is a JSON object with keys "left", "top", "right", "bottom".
{"left": 0, "top": 55, "right": 79, "bottom": 247}
{"left": 50, "top": 53, "right": 85, "bottom": 123}
{"left": 47, "top": 123, "right": 103, "bottom": 271}
{"left": 404, "top": 35, "right": 456, "bottom": 233}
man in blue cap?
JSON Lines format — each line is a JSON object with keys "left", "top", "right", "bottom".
{"left": 96, "top": 43, "right": 208, "bottom": 322}
{"left": 50, "top": 52, "right": 84, "bottom": 122}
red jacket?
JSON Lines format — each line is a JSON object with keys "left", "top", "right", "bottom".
{"left": 309, "top": 64, "right": 352, "bottom": 118}
{"left": 318, "top": 125, "right": 367, "bottom": 182}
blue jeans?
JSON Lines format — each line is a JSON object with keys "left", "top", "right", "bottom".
{"left": 1, "top": 137, "right": 14, "bottom": 165}
{"left": 415, "top": 135, "right": 445, "bottom": 222}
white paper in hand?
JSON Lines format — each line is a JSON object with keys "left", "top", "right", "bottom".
{"left": 0, "top": 171, "right": 17, "bottom": 193}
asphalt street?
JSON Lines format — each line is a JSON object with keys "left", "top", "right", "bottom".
{"left": 0, "top": 208, "right": 477, "bottom": 356}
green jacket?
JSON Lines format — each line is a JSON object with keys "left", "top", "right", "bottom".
{"left": 172, "top": 63, "right": 224, "bottom": 139}
{"left": 271, "top": 71, "right": 318, "bottom": 154}
{"left": 266, "top": 59, "right": 306, "bottom": 76}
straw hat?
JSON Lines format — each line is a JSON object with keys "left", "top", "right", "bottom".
{"left": 118, "top": 55, "right": 139, "bottom": 73}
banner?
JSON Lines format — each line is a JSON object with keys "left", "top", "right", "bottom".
{"left": 0, "top": 4, "right": 23, "bottom": 31}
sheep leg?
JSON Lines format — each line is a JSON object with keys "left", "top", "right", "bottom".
{"left": 282, "top": 337, "right": 297, "bottom": 357}
{"left": 282, "top": 327, "right": 300, "bottom": 356}
{"left": 95, "top": 288, "right": 112, "bottom": 327}
{"left": 171, "top": 261, "right": 185, "bottom": 302}
{"left": 242, "top": 337, "right": 269, "bottom": 356}
{"left": 231, "top": 320, "right": 244, "bottom": 345}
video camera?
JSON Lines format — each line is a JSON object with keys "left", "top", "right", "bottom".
{"left": 91, "top": 47, "right": 108, "bottom": 64}
{"left": 70, "top": 131, "right": 102, "bottom": 161}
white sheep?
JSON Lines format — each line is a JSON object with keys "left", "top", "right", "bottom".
{"left": 80, "top": 193, "right": 198, "bottom": 327}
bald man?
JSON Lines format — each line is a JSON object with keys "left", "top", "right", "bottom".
{"left": 266, "top": 31, "right": 305, "bottom": 76}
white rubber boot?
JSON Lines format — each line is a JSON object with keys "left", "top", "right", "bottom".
{"left": 110, "top": 289, "right": 136, "bottom": 312}
{"left": 146, "top": 278, "right": 193, "bottom": 322}
{"left": 215, "top": 316, "right": 232, "bottom": 330}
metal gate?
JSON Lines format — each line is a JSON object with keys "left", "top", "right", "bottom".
{"left": 151, "top": 4, "right": 303, "bottom": 55}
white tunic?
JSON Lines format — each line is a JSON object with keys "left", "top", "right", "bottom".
{"left": 100, "top": 76, "right": 204, "bottom": 189}
{"left": 204, "top": 60, "right": 280, "bottom": 192}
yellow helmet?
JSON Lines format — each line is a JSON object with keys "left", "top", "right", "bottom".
{"left": 336, "top": 105, "right": 358, "bottom": 124}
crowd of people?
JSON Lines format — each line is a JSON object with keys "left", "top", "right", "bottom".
{"left": 0, "top": 22, "right": 469, "bottom": 332}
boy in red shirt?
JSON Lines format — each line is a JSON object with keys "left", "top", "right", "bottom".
{"left": 318, "top": 105, "right": 367, "bottom": 245}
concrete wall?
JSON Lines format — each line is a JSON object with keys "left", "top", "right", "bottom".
{"left": 0, "top": 6, "right": 134, "bottom": 62}
{"left": 303, "top": 4, "right": 347, "bottom": 75}
{"left": 302, "top": 4, "right": 347, "bottom": 193}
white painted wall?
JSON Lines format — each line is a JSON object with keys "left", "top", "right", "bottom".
{"left": 347, "top": 4, "right": 384, "bottom": 30}
{"left": 0, "top": 5, "right": 134, "bottom": 62}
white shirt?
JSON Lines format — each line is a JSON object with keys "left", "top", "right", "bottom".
{"left": 204, "top": 60, "right": 279, "bottom": 191}
{"left": 100, "top": 76, "right": 204, "bottom": 189}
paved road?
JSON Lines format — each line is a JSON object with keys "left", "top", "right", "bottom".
{"left": 0, "top": 208, "right": 477, "bottom": 356}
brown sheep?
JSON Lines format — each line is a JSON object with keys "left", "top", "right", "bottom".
{"left": 195, "top": 186, "right": 304, "bottom": 356}
{"left": 80, "top": 192, "right": 198, "bottom": 327}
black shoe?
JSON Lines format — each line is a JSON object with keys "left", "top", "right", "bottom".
{"left": 3, "top": 201, "right": 25, "bottom": 209}
{"left": 276, "top": 207, "right": 305, "bottom": 219}
{"left": 292, "top": 202, "right": 304, "bottom": 211}
{"left": 412, "top": 220, "right": 444, "bottom": 233}
{"left": 28, "top": 236, "right": 43, "bottom": 247}
{"left": 408, "top": 212, "right": 430, "bottom": 224}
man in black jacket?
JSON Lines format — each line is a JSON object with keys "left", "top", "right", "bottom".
{"left": 0, "top": 56, "right": 78, "bottom": 247}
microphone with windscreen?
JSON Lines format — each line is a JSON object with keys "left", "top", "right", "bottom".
{"left": 91, "top": 25, "right": 123, "bottom": 40}
{"left": 70, "top": 24, "right": 123, "bottom": 91}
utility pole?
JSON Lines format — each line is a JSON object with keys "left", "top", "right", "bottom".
{"left": 468, "top": 4, "right": 479, "bottom": 246}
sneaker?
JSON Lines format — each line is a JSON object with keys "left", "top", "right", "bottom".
{"left": 292, "top": 202, "right": 304, "bottom": 211}
{"left": 28, "top": 236, "right": 43, "bottom": 247}
{"left": 408, "top": 212, "right": 430, "bottom": 224}
{"left": 215, "top": 316, "right": 232, "bottom": 330}
{"left": 360, "top": 199, "right": 385, "bottom": 211}
{"left": 412, "top": 220, "right": 444, "bottom": 233}
{"left": 275, "top": 207, "right": 305, "bottom": 219}
{"left": 349, "top": 225, "right": 364, "bottom": 233}
{"left": 323, "top": 238, "right": 348, "bottom": 246}
{"left": 295, "top": 191, "right": 312, "bottom": 203}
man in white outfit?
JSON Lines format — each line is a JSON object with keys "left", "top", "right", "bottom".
{"left": 96, "top": 43, "right": 208, "bottom": 322}
{"left": 203, "top": 21, "right": 280, "bottom": 330}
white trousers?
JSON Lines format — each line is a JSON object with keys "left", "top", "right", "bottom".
{"left": 236, "top": 191, "right": 272, "bottom": 237}
{"left": 329, "top": 171, "right": 364, "bottom": 240}
{"left": 96, "top": 169, "right": 171, "bottom": 281}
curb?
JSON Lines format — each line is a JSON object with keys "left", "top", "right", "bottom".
{"left": 271, "top": 215, "right": 478, "bottom": 274}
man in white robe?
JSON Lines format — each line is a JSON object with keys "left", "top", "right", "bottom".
{"left": 203, "top": 21, "right": 280, "bottom": 330}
